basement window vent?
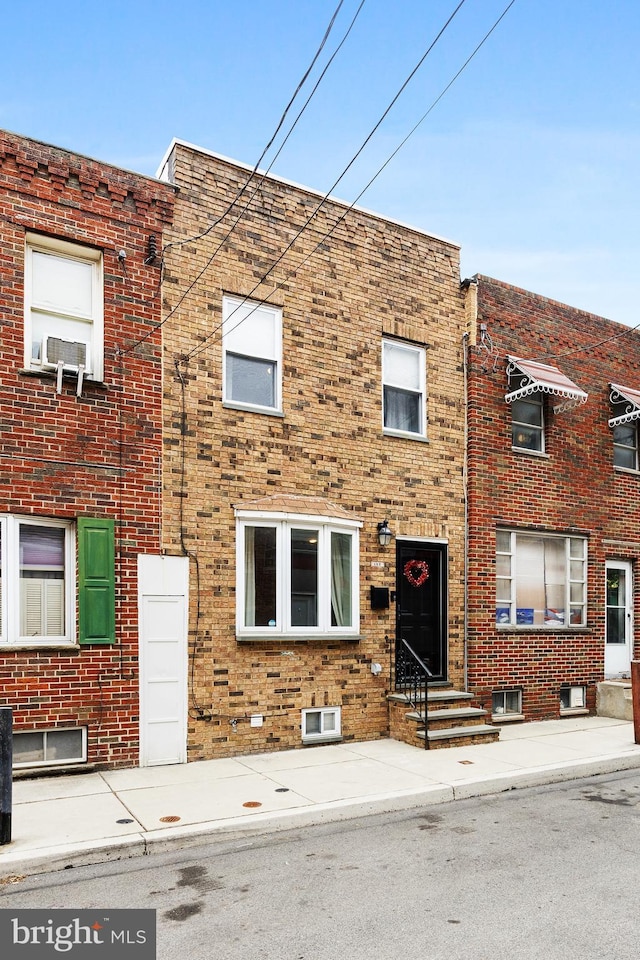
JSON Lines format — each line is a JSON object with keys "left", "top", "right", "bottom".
{"left": 302, "top": 707, "right": 342, "bottom": 744}
{"left": 12, "top": 727, "right": 87, "bottom": 769}
{"left": 560, "top": 685, "right": 586, "bottom": 712}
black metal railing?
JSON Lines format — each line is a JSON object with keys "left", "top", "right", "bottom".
{"left": 392, "top": 637, "right": 434, "bottom": 749}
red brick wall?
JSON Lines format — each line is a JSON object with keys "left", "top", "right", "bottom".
{"left": 0, "top": 131, "right": 174, "bottom": 768}
{"left": 467, "top": 276, "right": 640, "bottom": 720}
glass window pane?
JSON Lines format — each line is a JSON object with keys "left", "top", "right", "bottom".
{"left": 384, "top": 341, "right": 421, "bottom": 389}
{"left": 614, "top": 445, "right": 637, "bottom": 469}
{"left": 20, "top": 525, "right": 65, "bottom": 637}
{"left": 505, "top": 691, "right": 521, "bottom": 713}
{"left": 13, "top": 732, "right": 45, "bottom": 765}
{"left": 331, "top": 532, "right": 352, "bottom": 627}
{"left": 291, "top": 530, "right": 318, "bottom": 627}
{"left": 496, "top": 555, "right": 511, "bottom": 576}
{"left": 223, "top": 300, "right": 277, "bottom": 358}
{"left": 227, "top": 353, "right": 276, "bottom": 408}
{"left": 512, "top": 423, "right": 542, "bottom": 450}
{"left": 384, "top": 386, "right": 420, "bottom": 433}
{"left": 46, "top": 729, "right": 83, "bottom": 761}
{"left": 244, "top": 527, "right": 276, "bottom": 627}
{"left": 570, "top": 560, "right": 584, "bottom": 581}
{"left": 607, "top": 609, "right": 626, "bottom": 644}
{"left": 512, "top": 398, "right": 542, "bottom": 426}
{"left": 32, "top": 251, "right": 93, "bottom": 317}
{"left": 496, "top": 531, "right": 511, "bottom": 553}
{"left": 570, "top": 539, "right": 585, "bottom": 559}
{"left": 305, "top": 711, "right": 321, "bottom": 735}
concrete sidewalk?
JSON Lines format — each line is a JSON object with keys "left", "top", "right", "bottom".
{"left": 2, "top": 715, "right": 640, "bottom": 879}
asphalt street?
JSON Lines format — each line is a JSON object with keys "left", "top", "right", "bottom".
{"left": 2, "top": 768, "right": 639, "bottom": 960}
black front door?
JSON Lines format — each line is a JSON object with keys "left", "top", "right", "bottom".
{"left": 395, "top": 540, "right": 447, "bottom": 682}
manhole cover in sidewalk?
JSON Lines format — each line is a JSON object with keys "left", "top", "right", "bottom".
{"left": 159, "top": 815, "right": 182, "bottom": 823}
{"left": 243, "top": 801, "right": 262, "bottom": 808}
{"left": 116, "top": 819, "right": 134, "bottom": 824}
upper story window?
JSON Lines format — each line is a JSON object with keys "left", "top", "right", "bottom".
{"left": 511, "top": 393, "right": 544, "bottom": 452}
{"left": 222, "top": 295, "right": 282, "bottom": 413}
{"left": 25, "top": 234, "right": 104, "bottom": 381}
{"left": 609, "top": 383, "right": 640, "bottom": 471}
{"left": 235, "top": 509, "right": 360, "bottom": 638}
{"left": 505, "top": 357, "right": 587, "bottom": 454}
{"left": 613, "top": 423, "right": 638, "bottom": 470}
{"left": 382, "top": 339, "right": 426, "bottom": 439}
{"left": 496, "top": 529, "right": 587, "bottom": 628}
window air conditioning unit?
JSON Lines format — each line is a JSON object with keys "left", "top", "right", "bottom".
{"left": 42, "top": 336, "right": 90, "bottom": 373}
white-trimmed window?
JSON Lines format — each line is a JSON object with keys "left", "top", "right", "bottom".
{"left": 25, "top": 233, "right": 104, "bottom": 381}
{"left": 512, "top": 393, "right": 544, "bottom": 452}
{"left": 382, "top": 339, "right": 426, "bottom": 438}
{"left": 222, "top": 295, "right": 282, "bottom": 413}
{"left": 492, "top": 689, "right": 522, "bottom": 719}
{"left": 12, "top": 727, "right": 87, "bottom": 768}
{"left": 496, "top": 530, "right": 587, "bottom": 628}
{"left": 613, "top": 423, "right": 638, "bottom": 470}
{"left": 236, "top": 513, "right": 360, "bottom": 637}
{"left": 302, "top": 707, "right": 341, "bottom": 744}
{"left": 0, "top": 516, "right": 75, "bottom": 645}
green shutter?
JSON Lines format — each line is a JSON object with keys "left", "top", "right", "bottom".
{"left": 78, "top": 517, "right": 115, "bottom": 645}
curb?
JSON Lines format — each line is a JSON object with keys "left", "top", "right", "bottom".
{"left": 3, "top": 751, "right": 640, "bottom": 880}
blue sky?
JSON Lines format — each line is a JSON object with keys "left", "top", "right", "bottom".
{"left": 4, "top": 0, "right": 639, "bottom": 325}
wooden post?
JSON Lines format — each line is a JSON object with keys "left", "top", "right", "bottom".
{"left": 631, "top": 662, "right": 640, "bottom": 746}
{"left": 0, "top": 707, "right": 12, "bottom": 845}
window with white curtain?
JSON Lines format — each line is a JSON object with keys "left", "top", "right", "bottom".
{"left": 0, "top": 516, "right": 74, "bottom": 645}
{"left": 222, "top": 295, "right": 282, "bottom": 412}
{"left": 496, "top": 529, "right": 587, "bottom": 628}
{"left": 237, "top": 514, "right": 359, "bottom": 636}
{"left": 382, "top": 339, "right": 426, "bottom": 438}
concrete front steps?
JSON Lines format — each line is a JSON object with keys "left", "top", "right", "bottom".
{"left": 389, "top": 687, "right": 500, "bottom": 750}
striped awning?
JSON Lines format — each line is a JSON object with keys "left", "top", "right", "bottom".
{"left": 609, "top": 383, "right": 640, "bottom": 426}
{"left": 505, "top": 357, "right": 588, "bottom": 413}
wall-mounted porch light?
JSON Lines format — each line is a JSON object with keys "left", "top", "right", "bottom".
{"left": 377, "top": 519, "right": 393, "bottom": 548}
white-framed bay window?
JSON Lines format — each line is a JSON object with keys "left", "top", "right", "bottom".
{"left": 235, "top": 511, "right": 361, "bottom": 637}
{"left": 496, "top": 529, "right": 587, "bottom": 628}
{"left": 222, "top": 295, "right": 282, "bottom": 413}
{"left": 382, "top": 339, "right": 427, "bottom": 438}
{"left": 24, "top": 233, "right": 104, "bottom": 381}
{"left": 0, "top": 516, "right": 75, "bottom": 645}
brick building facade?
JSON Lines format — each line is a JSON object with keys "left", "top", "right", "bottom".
{"left": 157, "top": 140, "right": 469, "bottom": 760}
{"left": 0, "top": 130, "right": 174, "bottom": 769}
{"left": 465, "top": 275, "right": 640, "bottom": 722}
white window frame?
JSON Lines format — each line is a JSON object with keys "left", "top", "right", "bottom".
{"left": 382, "top": 339, "right": 427, "bottom": 439}
{"left": 235, "top": 511, "right": 361, "bottom": 638}
{"left": 491, "top": 689, "right": 523, "bottom": 719}
{"left": 559, "top": 685, "right": 587, "bottom": 712}
{"left": 613, "top": 422, "right": 639, "bottom": 471}
{"left": 511, "top": 392, "right": 545, "bottom": 453}
{"left": 496, "top": 530, "right": 587, "bottom": 629}
{"left": 222, "top": 295, "right": 282, "bottom": 414}
{"left": 302, "top": 706, "right": 341, "bottom": 744}
{"left": 12, "top": 726, "right": 87, "bottom": 769}
{"left": 0, "top": 515, "right": 76, "bottom": 646}
{"left": 24, "top": 233, "right": 104, "bottom": 381}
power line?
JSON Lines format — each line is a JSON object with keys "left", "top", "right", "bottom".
{"left": 122, "top": 0, "right": 365, "bottom": 355}
{"left": 161, "top": 0, "right": 349, "bottom": 258}
{"left": 182, "top": 0, "right": 471, "bottom": 363}
{"left": 186, "top": 0, "right": 516, "bottom": 364}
